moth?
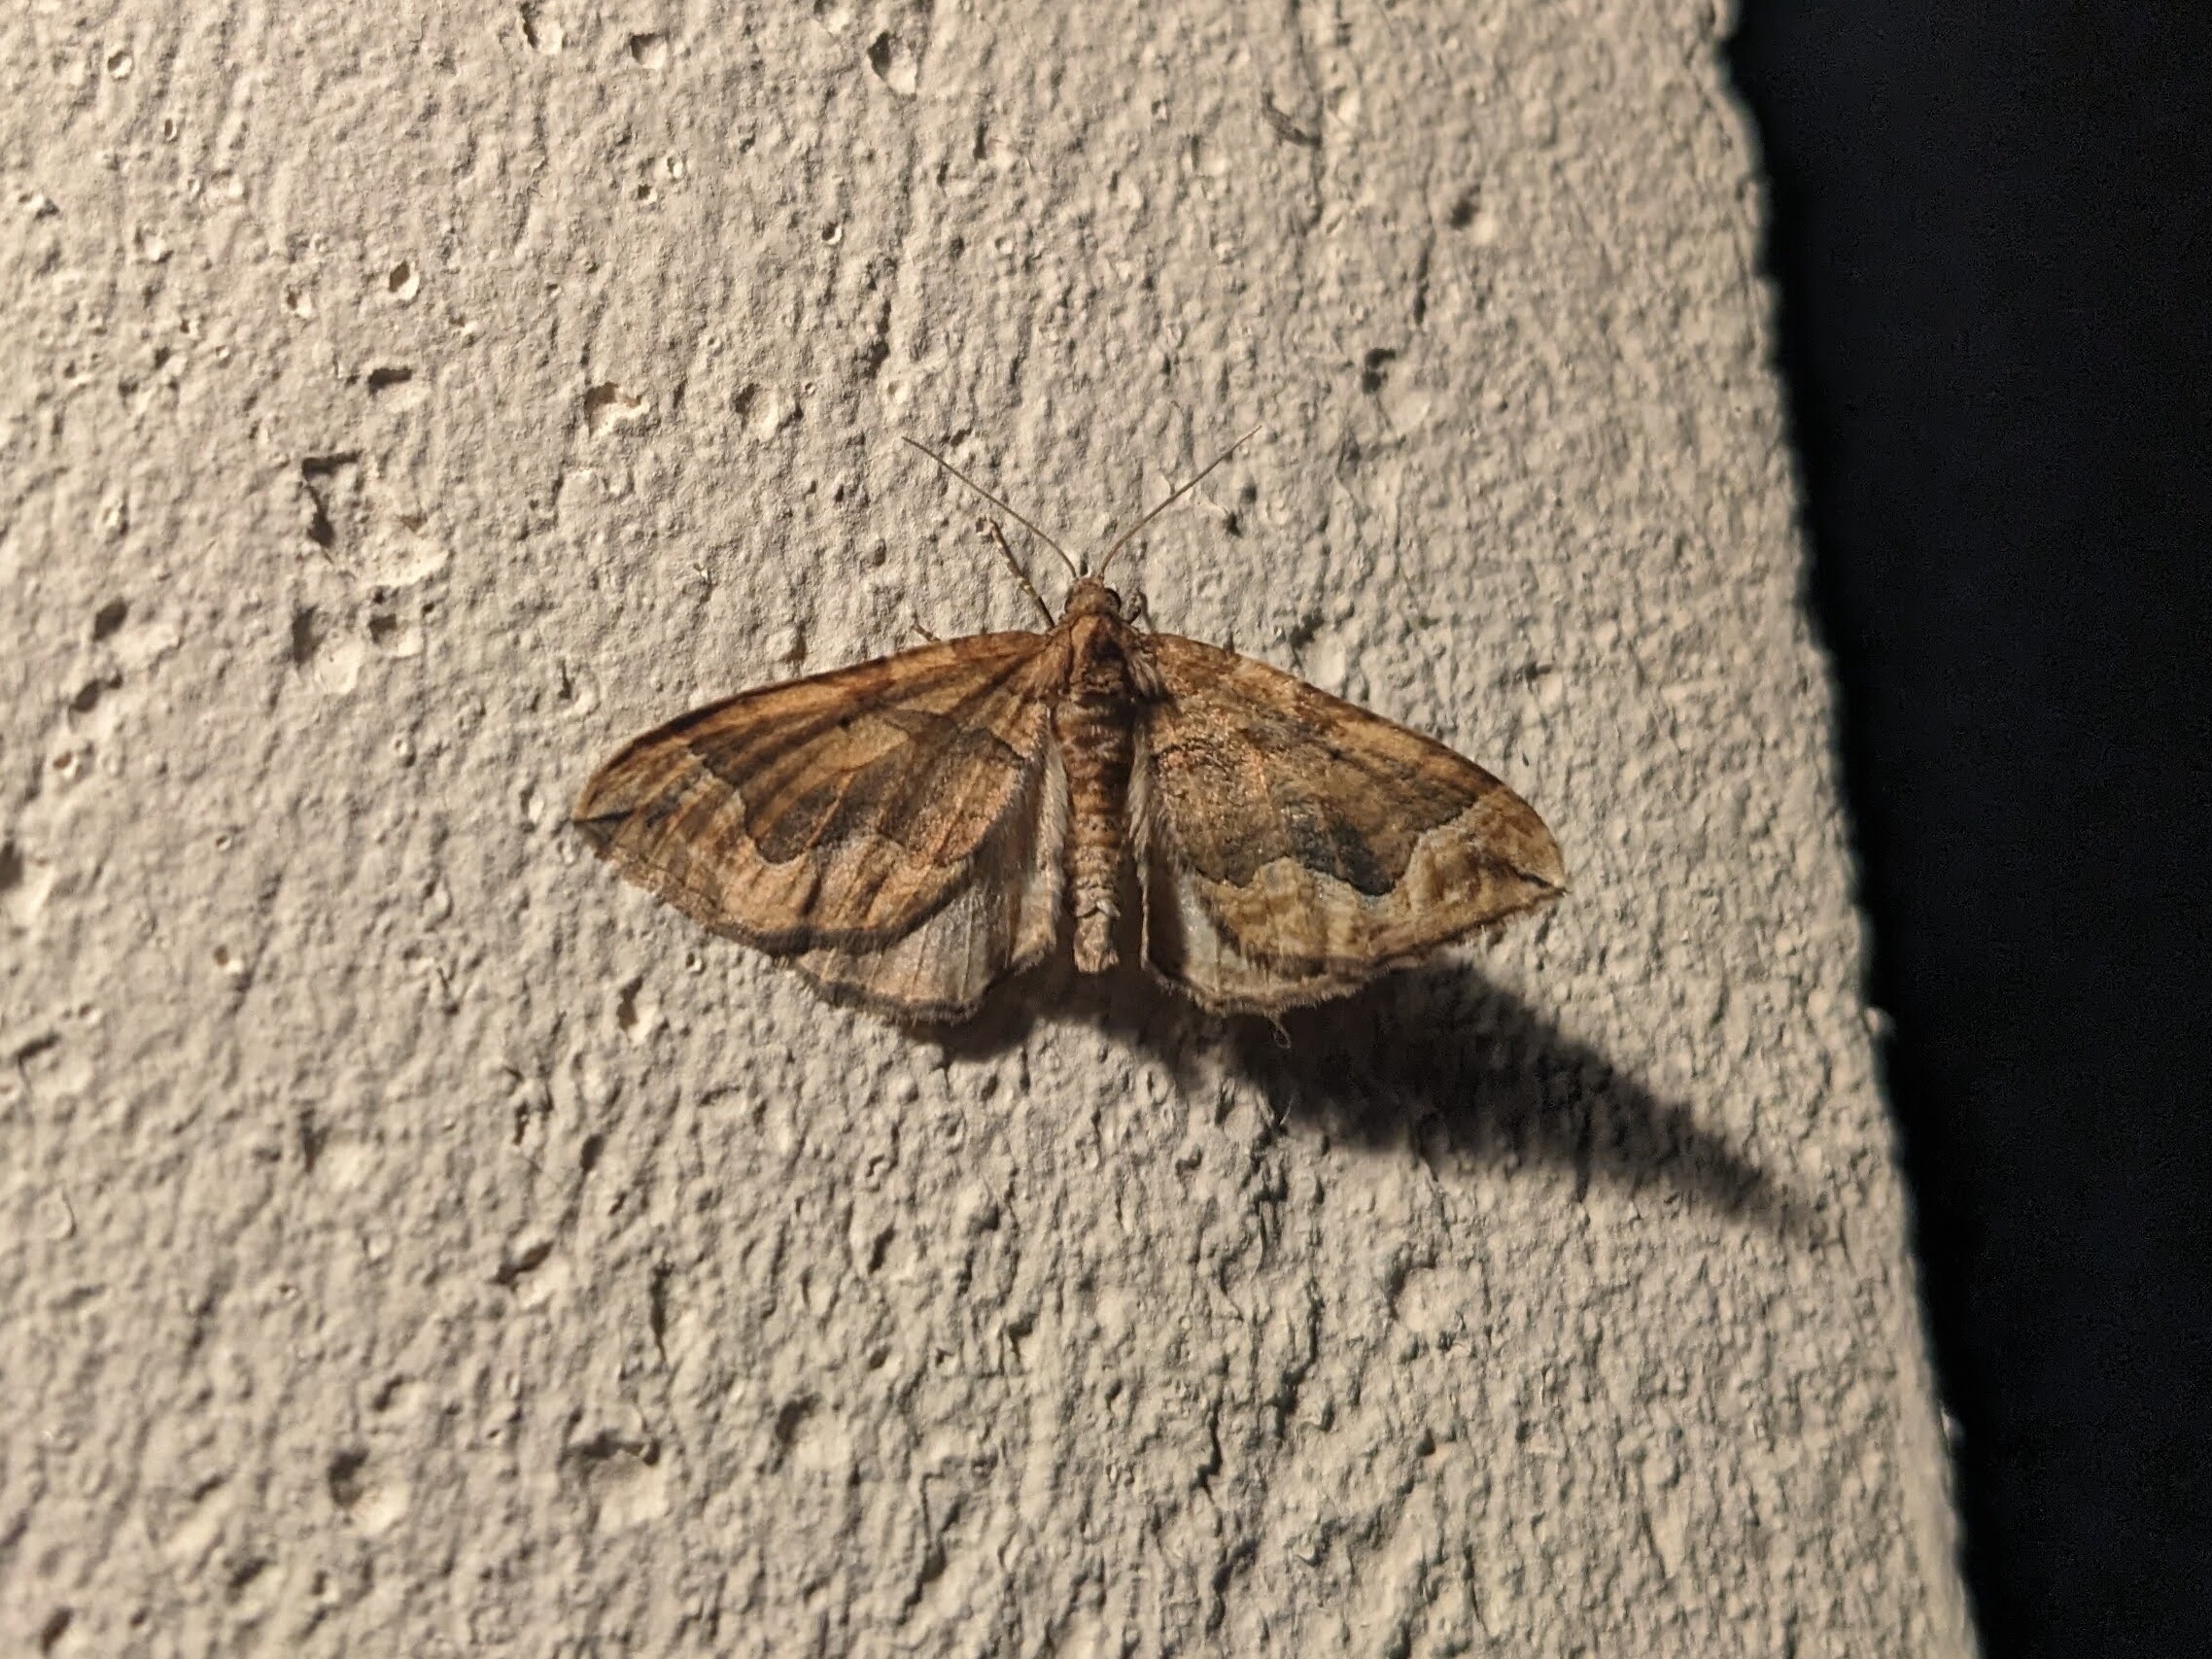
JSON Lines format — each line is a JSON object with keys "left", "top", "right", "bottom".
{"left": 573, "top": 433, "right": 1565, "bottom": 1021}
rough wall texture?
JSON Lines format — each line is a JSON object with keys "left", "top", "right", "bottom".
{"left": 0, "top": 3, "right": 1975, "bottom": 1654}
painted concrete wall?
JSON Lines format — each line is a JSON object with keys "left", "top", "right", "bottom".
{"left": 1, "top": 3, "right": 1973, "bottom": 1653}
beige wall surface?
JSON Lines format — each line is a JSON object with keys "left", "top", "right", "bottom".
{"left": 1, "top": 3, "right": 1974, "bottom": 1654}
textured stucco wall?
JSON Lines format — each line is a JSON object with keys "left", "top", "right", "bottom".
{"left": 1, "top": 3, "right": 1975, "bottom": 1654}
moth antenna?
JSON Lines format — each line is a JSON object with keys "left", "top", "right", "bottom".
{"left": 900, "top": 435, "right": 1081, "bottom": 584}
{"left": 978, "top": 519, "right": 1055, "bottom": 626}
{"left": 1094, "top": 425, "right": 1265, "bottom": 582}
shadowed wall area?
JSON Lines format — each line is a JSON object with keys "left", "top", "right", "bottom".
{"left": 1731, "top": 4, "right": 2212, "bottom": 1653}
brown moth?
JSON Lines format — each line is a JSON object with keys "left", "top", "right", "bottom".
{"left": 573, "top": 434, "right": 1565, "bottom": 1021}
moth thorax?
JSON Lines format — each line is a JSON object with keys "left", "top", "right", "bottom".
{"left": 1061, "top": 612, "right": 1138, "bottom": 703}
{"left": 1054, "top": 694, "right": 1135, "bottom": 974}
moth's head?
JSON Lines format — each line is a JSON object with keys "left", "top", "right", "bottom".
{"left": 1060, "top": 576, "right": 1123, "bottom": 620}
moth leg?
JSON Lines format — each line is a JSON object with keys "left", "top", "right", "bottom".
{"left": 1124, "top": 590, "right": 1153, "bottom": 630}
{"left": 979, "top": 519, "right": 1055, "bottom": 626}
{"left": 906, "top": 608, "right": 942, "bottom": 646}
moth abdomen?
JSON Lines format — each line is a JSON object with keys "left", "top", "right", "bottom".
{"left": 1054, "top": 692, "right": 1137, "bottom": 974}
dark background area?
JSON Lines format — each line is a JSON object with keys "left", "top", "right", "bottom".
{"left": 1726, "top": 4, "right": 2212, "bottom": 1654}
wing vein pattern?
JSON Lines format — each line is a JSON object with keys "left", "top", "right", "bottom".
{"left": 1138, "top": 634, "right": 1564, "bottom": 1013}
{"left": 574, "top": 632, "right": 1072, "bottom": 1020}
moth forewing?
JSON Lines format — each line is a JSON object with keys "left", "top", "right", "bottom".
{"left": 1129, "top": 632, "right": 1565, "bottom": 1011}
{"left": 571, "top": 632, "right": 1062, "bottom": 957}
